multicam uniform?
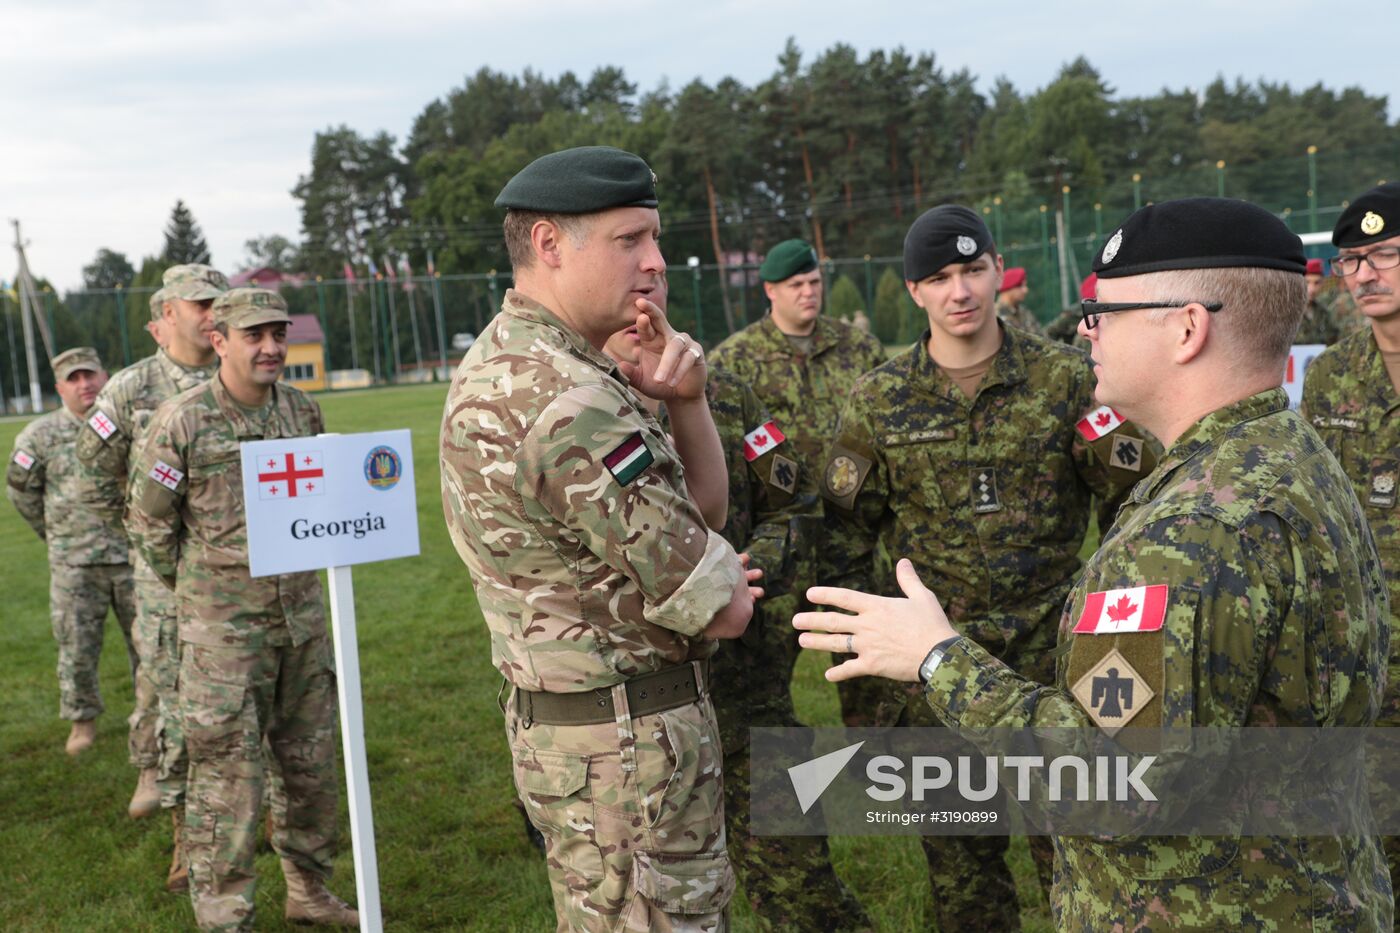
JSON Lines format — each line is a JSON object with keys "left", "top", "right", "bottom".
{"left": 77, "top": 347, "right": 217, "bottom": 782}
{"left": 667, "top": 368, "right": 869, "bottom": 930}
{"left": 923, "top": 389, "right": 1392, "bottom": 929}
{"left": 441, "top": 290, "right": 743, "bottom": 932}
{"left": 710, "top": 314, "right": 886, "bottom": 725}
{"left": 128, "top": 376, "right": 339, "bottom": 932}
{"left": 821, "top": 325, "right": 1155, "bottom": 931}
{"left": 8, "top": 408, "right": 135, "bottom": 722}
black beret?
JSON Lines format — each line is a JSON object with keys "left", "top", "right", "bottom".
{"left": 1333, "top": 182, "right": 1400, "bottom": 248}
{"left": 903, "top": 206, "right": 994, "bottom": 281}
{"left": 759, "top": 239, "right": 819, "bottom": 282}
{"left": 495, "top": 146, "right": 658, "bottom": 213}
{"left": 1094, "top": 197, "right": 1305, "bottom": 278}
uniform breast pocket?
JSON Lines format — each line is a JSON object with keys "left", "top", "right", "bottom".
{"left": 885, "top": 443, "right": 950, "bottom": 513}
{"left": 187, "top": 451, "right": 242, "bottom": 531}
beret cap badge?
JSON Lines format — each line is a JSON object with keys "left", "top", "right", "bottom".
{"left": 1362, "top": 211, "right": 1386, "bottom": 236}
{"left": 956, "top": 235, "right": 977, "bottom": 256}
{"left": 1102, "top": 230, "right": 1123, "bottom": 264}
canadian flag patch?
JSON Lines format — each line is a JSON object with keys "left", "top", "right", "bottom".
{"left": 742, "top": 421, "right": 786, "bottom": 462}
{"left": 87, "top": 410, "right": 118, "bottom": 440}
{"left": 149, "top": 460, "right": 184, "bottom": 491}
{"left": 1076, "top": 406, "right": 1124, "bottom": 441}
{"left": 1073, "top": 585, "right": 1169, "bottom": 635}
{"left": 12, "top": 450, "right": 35, "bottom": 470}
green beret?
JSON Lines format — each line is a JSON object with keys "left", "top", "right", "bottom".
{"left": 495, "top": 146, "right": 658, "bottom": 213}
{"left": 1333, "top": 182, "right": 1400, "bottom": 248}
{"left": 52, "top": 347, "right": 102, "bottom": 381}
{"left": 1093, "top": 197, "right": 1305, "bottom": 278}
{"left": 903, "top": 206, "right": 993, "bottom": 281}
{"left": 759, "top": 239, "right": 819, "bottom": 282}
{"left": 212, "top": 287, "right": 292, "bottom": 329}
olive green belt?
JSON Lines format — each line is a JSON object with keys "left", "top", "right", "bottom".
{"left": 515, "top": 660, "right": 708, "bottom": 726}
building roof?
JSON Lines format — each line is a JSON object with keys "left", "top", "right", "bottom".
{"left": 286, "top": 314, "right": 324, "bottom": 345}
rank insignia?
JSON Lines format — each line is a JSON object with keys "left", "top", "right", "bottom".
{"left": 769, "top": 454, "right": 798, "bottom": 494}
{"left": 1109, "top": 435, "right": 1145, "bottom": 472}
{"left": 1072, "top": 648, "right": 1154, "bottom": 735}
{"left": 971, "top": 467, "right": 1001, "bottom": 513}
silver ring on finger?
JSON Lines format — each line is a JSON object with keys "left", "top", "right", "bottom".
{"left": 845, "top": 633, "right": 854, "bottom": 655}
{"left": 689, "top": 346, "right": 703, "bottom": 361}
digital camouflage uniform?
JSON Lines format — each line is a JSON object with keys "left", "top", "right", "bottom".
{"left": 440, "top": 289, "right": 745, "bottom": 932}
{"left": 710, "top": 314, "right": 886, "bottom": 727}
{"left": 128, "top": 375, "right": 339, "bottom": 933}
{"left": 995, "top": 297, "right": 1043, "bottom": 336}
{"left": 8, "top": 407, "right": 136, "bottom": 722}
{"left": 821, "top": 324, "right": 1156, "bottom": 931}
{"left": 664, "top": 368, "right": 870, "bottom": 931}
{"left": 78, "top": 346, "right": 218, "bottom": 784}
{"left": 1295, "top": 297, "right": 1341, "bottom": 345}
{"left": 1301, "top": 326, "right": 1400, "bottom": 892}
{"left": 923, "top": 388, "right": 1392, "bottom": 930}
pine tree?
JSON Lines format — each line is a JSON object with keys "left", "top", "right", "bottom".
{"left": 162, "top": 200, "right": 212, "bottom": 265}
{"left": 826, "top": 275, "right": 864, "bottom": 319}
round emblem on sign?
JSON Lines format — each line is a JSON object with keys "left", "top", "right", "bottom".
{"left": 956, "top": 235, "right": 977, "bottom": 256}
{"left": 826, "top": 456, "right": 860, "bottom": 498}
{"left": 364, "top": 445, "right": 403, "bottom": 491}
{"left": 1361, "top": 211, "right": 1386, "bottom": 236}
{"left": 1102, "top": 229, "right": 1123, "bottom": 264}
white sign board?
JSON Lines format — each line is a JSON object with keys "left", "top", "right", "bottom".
{"left": 1283, "top": 344, "right": 1326, "bottom": 410}
{"left": 241, "top": 429, "right": 420, "bottom": 578}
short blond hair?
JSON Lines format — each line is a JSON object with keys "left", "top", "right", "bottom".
{"left": 1135, "top": 266, "right": 1305, "bottom": 371}
{"left": 502, "top": 210, "right": 592, "bottom": 272}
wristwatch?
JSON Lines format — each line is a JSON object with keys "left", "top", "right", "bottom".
{"left": 918, "top": 636, "right": 963, "bottom": 686}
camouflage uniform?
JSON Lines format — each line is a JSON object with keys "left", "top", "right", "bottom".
{"left": 822, "top": 324, "right": 1154, "bottom": 929}
{"left": 665, "top": 368, "right": 870, "bottom": 931}
{"left": 1302, "top": 326, "right": 1400, "bottom": 892}
{"left": 996, "top": 297, "right": 1043, "bottom": 336}
{"left": 78, "top": 346, "right": 217, "bottom": 784}
{"left": 8, "top": 407, "right": 135, "bottom": 721}
{"left": 441, "top": 290, "right": 743, "bottom": 932}
{"left": 128, "top": 375, "right": 339, "bottom": 933}
{"left": 1295, "top": 297, "right": 1340, "bottom": 345}
{"left": 711, "top": 313, "right": 886, "bottom": 726}
{"left": 923, "top": 388, "right": 1393, "bottom": 930}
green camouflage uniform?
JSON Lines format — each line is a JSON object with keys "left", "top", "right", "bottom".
{"left": 665, "top": 368, "right": 870, "bottom": 931}
{"left": 1331, "top": 291, "right": 1371, "bottom": 339}
{"left": 1295, "top": 297, "right": 1341, "bottom": 345}
{"left": 8, "top": 408, "right": 136, "bottom": 721}
{"left": 441, "top": 289, "right": 744, "bottom": 932}
{"left": 923, "top": 388, "right": 1392, "bottom": 930}
{"left": 1043, "top": 307, "right": 1091, "bottom": 351}
{"left": 821, "top": 325, "right": 1155, "bottom": 930}
{"left": 77, "top": 347, "right": 217, "bottom": 784}
{"left": 128, "top": 376, "right": 338, "bottom": 933}
{"left": 1301, "top": 326, "right": 1400, "bottom": 893}
{"left": 996, "top": 297, "right": 1043, "bottom": 336}
{"left": 710, "top": 314, "right": 886, "bottom": 727}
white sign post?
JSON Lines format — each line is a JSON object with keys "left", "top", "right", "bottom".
{"left": 241, "top": 428, "right": 420, "bottom": 933}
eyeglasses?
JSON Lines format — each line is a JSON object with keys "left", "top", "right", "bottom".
{"left": 1329, "top": 247, "right": 1400, "bottom": 277}
{"left": 1079, "top": 299, "right": 1223, "bottom": 329}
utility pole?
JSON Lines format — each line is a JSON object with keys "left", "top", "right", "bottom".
{"left": 11, "top": 220, "right": 46, "bottom": 411}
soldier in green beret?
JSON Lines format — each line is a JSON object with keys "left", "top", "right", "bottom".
{"left": 441, "top": 146, "right": 756, "bottom": 931}
{"left": 7, "top": 348, "right": 136, "bottom": 758}
{"left": 798, "top": 196, "right": 1392, "bottom": 929}
{"left": 1302, "top": 180, "right": 1400, "bottom": 901}
{"left": 128, "top": 287, "right": 357, "bottom": 929}
{"left": 710, "top": 237, "right": 888, "bottom": 729}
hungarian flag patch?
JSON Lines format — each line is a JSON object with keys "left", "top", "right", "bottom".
{"left": 88, "top": 409, "right": 118, "bottom": 440}
{"left": 149, "top": 460, "right": 184, "bottom": 491}
{"left": 742, "top": 420, "right": 786, "bottom": 462}
{"left": 12, "top": 450, "right": 35, "bottom": 470}
{"left": 1076, "top": 406, "right": 1124, "bottom": 441}
{"left": 603, "top": 432, "right": 654, "bottom": 486}
{"left": 1074, "top": 585, "right": 1168, "bottom": 634}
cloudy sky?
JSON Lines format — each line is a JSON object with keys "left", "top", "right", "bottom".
{"left": 2, "top": 0, "right": 1394, "bottom": 290}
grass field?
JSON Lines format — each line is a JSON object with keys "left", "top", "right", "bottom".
{"left": 0, "top": 383, "right": 1053, "bottom": 931}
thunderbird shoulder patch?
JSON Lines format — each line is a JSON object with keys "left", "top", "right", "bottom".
{"left": 603, "top": 432, "right": 653, "bottom": 486}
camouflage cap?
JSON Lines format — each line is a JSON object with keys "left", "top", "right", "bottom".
{"left": 148, "top": 287, "right": 167, "bottom": 322}
{"left": 162, "top": 263, "right": 228, "bottom": 301}
{"left": 52, "top": 346, "right": 102, "bottom": 381}
{"left": 212, "top": 287, "right": 292, "bottom": 329}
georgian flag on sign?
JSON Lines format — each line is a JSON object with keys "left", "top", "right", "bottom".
{"left": 257, "top": 451, "right": 325, "bottom": 500}
{"left": 742, "top": 421, "right": 787, "bottom": 462}
{"left": 149, "top": 460, "right": 184, "bottom": 490}
{"left": 1076, "top": 406, "right": 1125, "bottom": 441}
{"left": 1073, "top": 584, "right": 1169, "bottom": 635}
{"left": 88, "top": 410, "right": 118, "bottom": 440}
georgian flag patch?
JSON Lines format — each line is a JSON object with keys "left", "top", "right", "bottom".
{"left": 602, "top": 432, "right": 654, "bottom": 486}
{"left": 742, "top": 420, "right": 786, "bottom": 462}
{"left": 1076, "top": 406, "right": 1125, "bottom": 441}
{"left": 1073, "top": 585, "right": 1168, "bottom": 634}
{"left": 12, "top": 450, "right": 35, "bottom": 470}
{"left": 88, "top": 409, "right": 118, "bottom": 440}
{"left": 149, "top": 460, "right": 184, "bottom": 491}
